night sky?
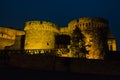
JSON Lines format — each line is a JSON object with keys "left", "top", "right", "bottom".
{"left": 0, "top": 0, "right": 120, "bottom": 50}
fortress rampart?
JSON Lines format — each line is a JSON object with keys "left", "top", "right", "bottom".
{"left": 67, "top": 17, "right": 109, "bottom": 59}
{"left": 0, "top": 27, "right": 25, "bottom": 40}
{"left": 24, "top": 21, "right": 59, "bottom": 33}
{"left": 0, "top": 17, "right": 117, "bottom": 59}
{"left": 0, "top": 27, "right": 25, "bottom": 49}
{"left": 24, "top": 21, "right": 59, "bottom": 49}
{"left": 68, "top": 17, "right": 108, "bottom": 31}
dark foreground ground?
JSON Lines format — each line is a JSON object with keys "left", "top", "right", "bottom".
{"left": 0, "top": 65, "right": 120, "bottom": 80}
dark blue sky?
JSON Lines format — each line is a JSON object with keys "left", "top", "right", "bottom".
{"left": 0, "top": 0, "right": 120, "bottom": 49}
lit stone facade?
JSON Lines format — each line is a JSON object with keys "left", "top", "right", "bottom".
{"left": 0, "top": 27, "right": 25, "bottom": 49}
{"left": 68, "top": 17, "right": 109, "bottom": 59}
{"left": 0, "top": 17, "right": 117, "bottom": 59}
{"left": 107, "top": 31, "right": 117, "bottom": 51}
{"left": 24, "top": 21, "right": 59, "bottom": 49}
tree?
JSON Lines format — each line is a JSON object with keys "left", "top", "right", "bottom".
{"left": 70, "top": 26, "right": 88, "bottom": 58}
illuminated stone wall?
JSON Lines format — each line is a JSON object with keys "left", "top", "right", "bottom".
{"left": 107, "top": 31, "right": 117, "bottom": 51}
{"left": 5, "top": 35, "right": 25, "bottom": 50}
{"left": 22, "top": 17, "right": 116, "bottom": 59}
{"left": 68, "top": 17, "right": 109, "bottom": 59}
{"left": 0, "top": 38, "right": 14, "bottom": 49}
{"left": 0, "top": 27, "right": 25, "bottom": 49}
{"left": 60, "top": 27, "right": 69, "bottom": 35}
{"left": 24, "top": 21, "right": 59, "bottom": 50}
{"left": 0, "top": 27, "right": 25, "bottom": 40}
{"left": 107, "top": 39, "right": 116, "bottom": 51}
{"left": 0, "top": 17, "right": 117, "bottom": 59}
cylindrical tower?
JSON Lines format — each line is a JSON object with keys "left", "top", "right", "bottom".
{"left": 24, "top": 21, "right": 59, "bottom": 50}
{"left": 68, "top": 17, "right": 109, "bottom": 59}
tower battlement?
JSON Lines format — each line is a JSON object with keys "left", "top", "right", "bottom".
{"left": 68, "top": 17, "right": 108, "bottom": 31}
{"left": 24, "top": 21, "right": 59, "bottom": 33}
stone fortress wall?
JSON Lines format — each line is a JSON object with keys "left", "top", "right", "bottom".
{"left": 0, "top": 27, "right": 25, "bottom": 40}
{"left": 67, "top": 17, "right": 116, "bottom": 52}
{"left": 24, "top": 21, "right": 59, "bottom": 50}
{"left": 0, "top": 27, "right": 25, "bottom": 49}
{"left": 66, "top": 17, "right": 109, "bottom": 59}
{"left": 68, "top": 17, "right": 108, "bottom": 32}
{"left": 0, "top": 17, "right": 117, "bottom": 59}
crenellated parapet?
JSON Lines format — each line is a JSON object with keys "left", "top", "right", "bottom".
{"left": 24, "top": 21, "right": 59, "bottom": 33}
{"left": 68, "top": 17, "right": 108, "bottom": 32}
{"left": 0, "top": 27, "right": 25, "bottom": 40}
{"left": 67, "top": 17, "right": 109, "bottom": 59}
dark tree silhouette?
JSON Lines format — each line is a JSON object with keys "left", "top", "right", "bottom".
{"left": 70, "top": 26, "right": 88, "bottom": 58}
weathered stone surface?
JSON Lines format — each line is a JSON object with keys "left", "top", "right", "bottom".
{"left": 0, "top": 27, "right": 25, "bottom": 50}
{"left": 0, "top": 38, "right": 14, "bottom": 49}
{"left": 24, "top": 21, "right": 59, "bottom": 49}
{"left": 0, "top": 17, "right": 116, "bottom": 60}
{"left": 67, "top": 17, "right": 109, "bottom": 59}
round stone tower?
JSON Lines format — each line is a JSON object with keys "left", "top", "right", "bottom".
{"left": 24, "top": 21, "right": 59, "bottom": 50}
{"left": 68, "top": 17, "right": 109, "bottom": 59}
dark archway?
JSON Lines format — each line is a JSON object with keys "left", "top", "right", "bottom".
{"left": 55, "top": 35, "right": 70, "bottom": 48}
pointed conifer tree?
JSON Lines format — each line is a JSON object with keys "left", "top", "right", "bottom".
{"left": 70, "top": 26, "right": 88, "bottom": 58}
